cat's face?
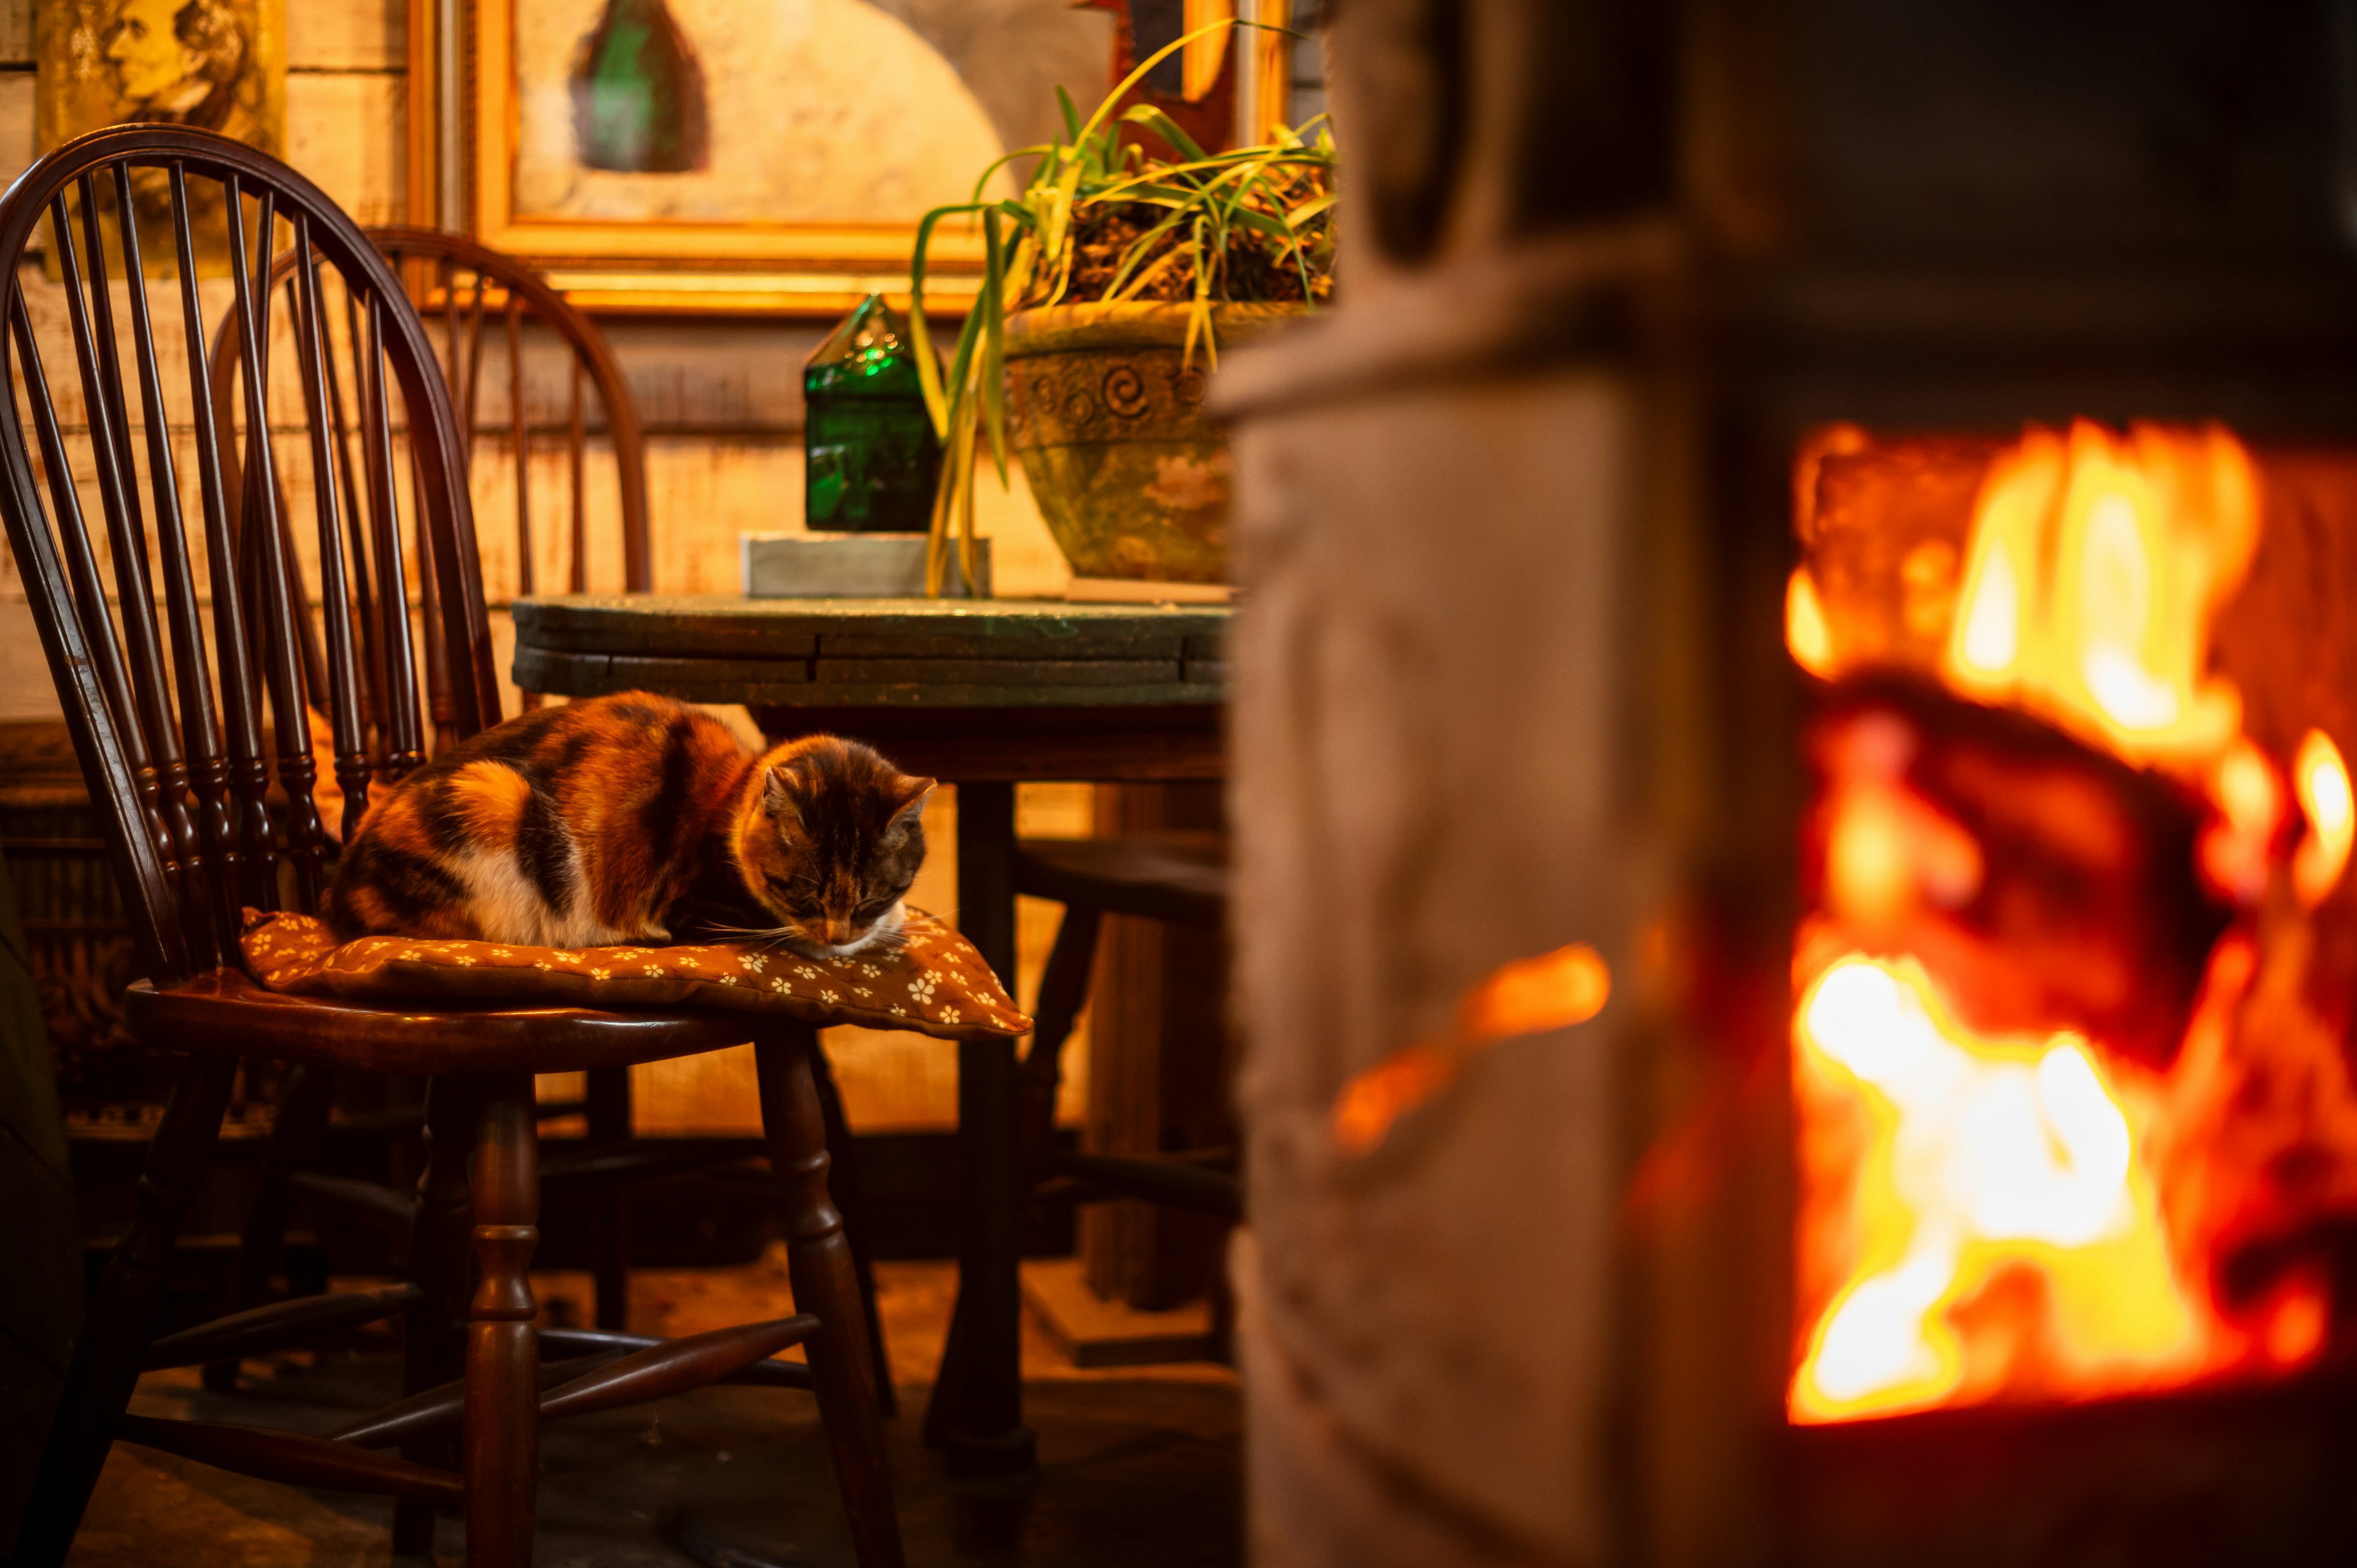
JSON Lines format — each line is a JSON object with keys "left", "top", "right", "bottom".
{"left": 735, "top": 736, "right": 935, "bottom": 957}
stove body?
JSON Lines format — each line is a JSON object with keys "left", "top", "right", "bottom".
{"left": 1222, "top": 4, "right": 2357, "bottom": 1566}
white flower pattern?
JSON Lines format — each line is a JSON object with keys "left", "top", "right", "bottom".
{"left": 238, "top": 908, "right": 1018, "bottom": 1040}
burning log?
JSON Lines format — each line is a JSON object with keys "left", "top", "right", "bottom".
{"left": 1805, "top": 677, "right": 2226, "bottom": 1068}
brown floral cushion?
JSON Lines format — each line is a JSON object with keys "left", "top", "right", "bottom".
{"left": 239, "top": 908, "right": 1028, "bottom": 1041}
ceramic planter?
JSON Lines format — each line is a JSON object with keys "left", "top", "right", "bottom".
{"left": 1004, "top": 301, "right": 1303, "bottom": 582}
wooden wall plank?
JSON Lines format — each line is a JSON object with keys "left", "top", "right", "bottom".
{"left": 285, "top": 73, "right": 406, "bottom": 225}
{"left": 0, "top": 73, "right": 29, "bottom": 176}
{"left": 0, "top": 0, "right": 29, "bottom": 64}
{"left": 601, "top": 320, "right": 828, "bottom": 435}
{"left": 288, "top": 0, "right": 406, "bottom": 72}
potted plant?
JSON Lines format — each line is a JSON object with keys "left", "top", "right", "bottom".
{"left": 910, "top": 29, "right": 1336, "bottom": 593}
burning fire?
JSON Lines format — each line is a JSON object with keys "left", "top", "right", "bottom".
{"left": 1791, "top": 955, "right": 2197, "bottom": 1421}
{"left": 1941, "top": 423, "right": 2256, "bottom": 767}
{"left": 1786, "top": 421, "right": 2357, "bottom": 1424}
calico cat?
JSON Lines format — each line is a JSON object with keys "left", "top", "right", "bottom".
{"left": 325, "top": 692, "right": 935, "bottom": 957}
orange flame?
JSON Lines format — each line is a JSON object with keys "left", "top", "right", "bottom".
{"left": 1787, "top": 568, "right": 1836, "bottom": 679}
{"left": 2197, "top": 738, "right": 2283, "bottom": 907}
{"left": 1791, "top": 955, "right": 2202, "bottom": 1423}
{"left": 1941, "top": 423, "right": 2257, "bottom": 770}
{"left": 2292, "top": 728, "right": 2353, "bottom": 909}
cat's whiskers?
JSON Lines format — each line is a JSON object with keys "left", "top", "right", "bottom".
{"left": 694, "top": 921, "right": 807, "bottom": 952}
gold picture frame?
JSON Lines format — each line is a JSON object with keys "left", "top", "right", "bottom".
{"left": 438, "top": 0, "right": 1138, "bottom": 317}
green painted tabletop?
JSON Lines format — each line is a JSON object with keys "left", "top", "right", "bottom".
{"left": 511, "top": 595, "right": 1233, "bottom": 708}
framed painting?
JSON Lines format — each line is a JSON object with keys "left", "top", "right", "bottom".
{"left": 35, "top": 0, "right": 287, "bottom": 274}
{"left": 449, "top": 0, "right": 1120, "bottom": 315}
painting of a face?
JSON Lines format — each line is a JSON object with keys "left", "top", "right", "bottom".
{"left": 37, "top": 0, "right": 284, "bottom": 276}
{"left": 104, "top": 0, "right": 203, "bottom": 106}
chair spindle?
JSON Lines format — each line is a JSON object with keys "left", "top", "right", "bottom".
{"left": 225, "top": 176, "right": 326, "bottom": 905}
{"left": 291, "top": 216, "right": 372, "bottom": 847}
{"left": 110, "top": 162, "right": 234, "bottom": 962}
{"left": 169, "top": 160, "right": 278, "bottom": 915}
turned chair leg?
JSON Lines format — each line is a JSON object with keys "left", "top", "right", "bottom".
{"left": 207, "top": 1062, "right": 336, "bottom": 1392}
{"left": 394, "top": 1074, "right": 476, "bottom": 1558}
{"left": 756, "top": 1022, "right": 905, "bottom": 1568}
{"left": 586, "top": 1065, "right": 633, "bottom": 1330}
{"left": 15, "top": 1055, "right": 238, "bottom": 1568}
{"left": 1018, "top": 903, "right": 1102, "bottom": 1158}
{"left": 807, "top": 1040, "right": 897, "bottom": 1417}
{"left": 464, "top": 1075, "right": 542, "bottom": 1568}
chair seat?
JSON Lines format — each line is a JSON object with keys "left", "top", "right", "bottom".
{"left": 125, "top": 969, "right": 754, "bottom": 1077}
{"left": 1014, "top": 832, "right": 1228, "bottom": 927}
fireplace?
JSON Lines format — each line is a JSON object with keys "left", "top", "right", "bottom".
{"left": 1781, "top": 424, "right": 2357, "bottom": 1558}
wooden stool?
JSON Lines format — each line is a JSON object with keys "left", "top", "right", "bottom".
{"left": 923, "top": 830, "right": 1239, "bottom": 1443}
{"left": 1013, "top": 832, "right": 1241, "bottom": 1216}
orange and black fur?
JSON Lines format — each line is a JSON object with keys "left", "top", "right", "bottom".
{"left": 326, "top": 693, "right": 935, "bottom": 956}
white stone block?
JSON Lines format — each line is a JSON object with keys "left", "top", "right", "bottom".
{"left": 740, "top": 533, "right": 991, "bottom": 598}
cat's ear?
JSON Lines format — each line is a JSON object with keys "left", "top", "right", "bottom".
{"left": 889, "top": 778, "right": 938, "bottom": 830}
{"left": 762, "top": 765, "right": 802, "bottom": 823}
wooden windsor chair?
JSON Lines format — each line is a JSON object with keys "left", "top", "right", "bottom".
{"left": 0, "top": 126, "right": 902, "bottom": 1568}
{"left": 198, "top": 230, "right": 888, "bottom": 1392}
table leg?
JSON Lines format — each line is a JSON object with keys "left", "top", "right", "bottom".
{"left": 926, "top": 779, "right": 1035, "bottom": 1475}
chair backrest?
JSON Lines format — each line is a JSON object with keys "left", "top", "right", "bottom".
{"left": 209, "top": 229, "right": 650, "bottom": 738}
{"left": 368, "top": 229, "right": 651, "bottom": 595}
{"left": 0, "top": 126, "right": 499, "bottom": 988}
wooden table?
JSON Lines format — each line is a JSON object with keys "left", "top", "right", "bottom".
{"left": 513, "top": 595, "right": 1229, "bottom": 1475}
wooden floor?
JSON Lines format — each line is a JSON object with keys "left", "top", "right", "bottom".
{"left": 64, "top": 1259, "right": 1239, "bottom": 1567}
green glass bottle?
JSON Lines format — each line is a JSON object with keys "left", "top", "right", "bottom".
{"left": 572, "top": 0, "right": 710, "bottom": 173}
{"left": 803, "top": 295, "right": 942, "bottom": 534}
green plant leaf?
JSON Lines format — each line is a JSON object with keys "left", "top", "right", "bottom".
{"left": 980, "top": 207, "right": 1010, "bottom": 483}
{"left": 1118, "top": 104, "right": 1209, "bottom": 165}
{"left": 908, "top": 200, "right": 991, "bottom": 437}
{"left": 1285, "top": 191, "right": 1336, "bottom": 227}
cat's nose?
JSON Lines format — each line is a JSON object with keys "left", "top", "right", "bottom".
{"left": 820, "top": 918, "right": 851, "bottom": 946}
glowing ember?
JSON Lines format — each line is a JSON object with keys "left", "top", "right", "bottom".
{"left": 1791, "top": 955, "right": 2198, "bottom": 1423}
